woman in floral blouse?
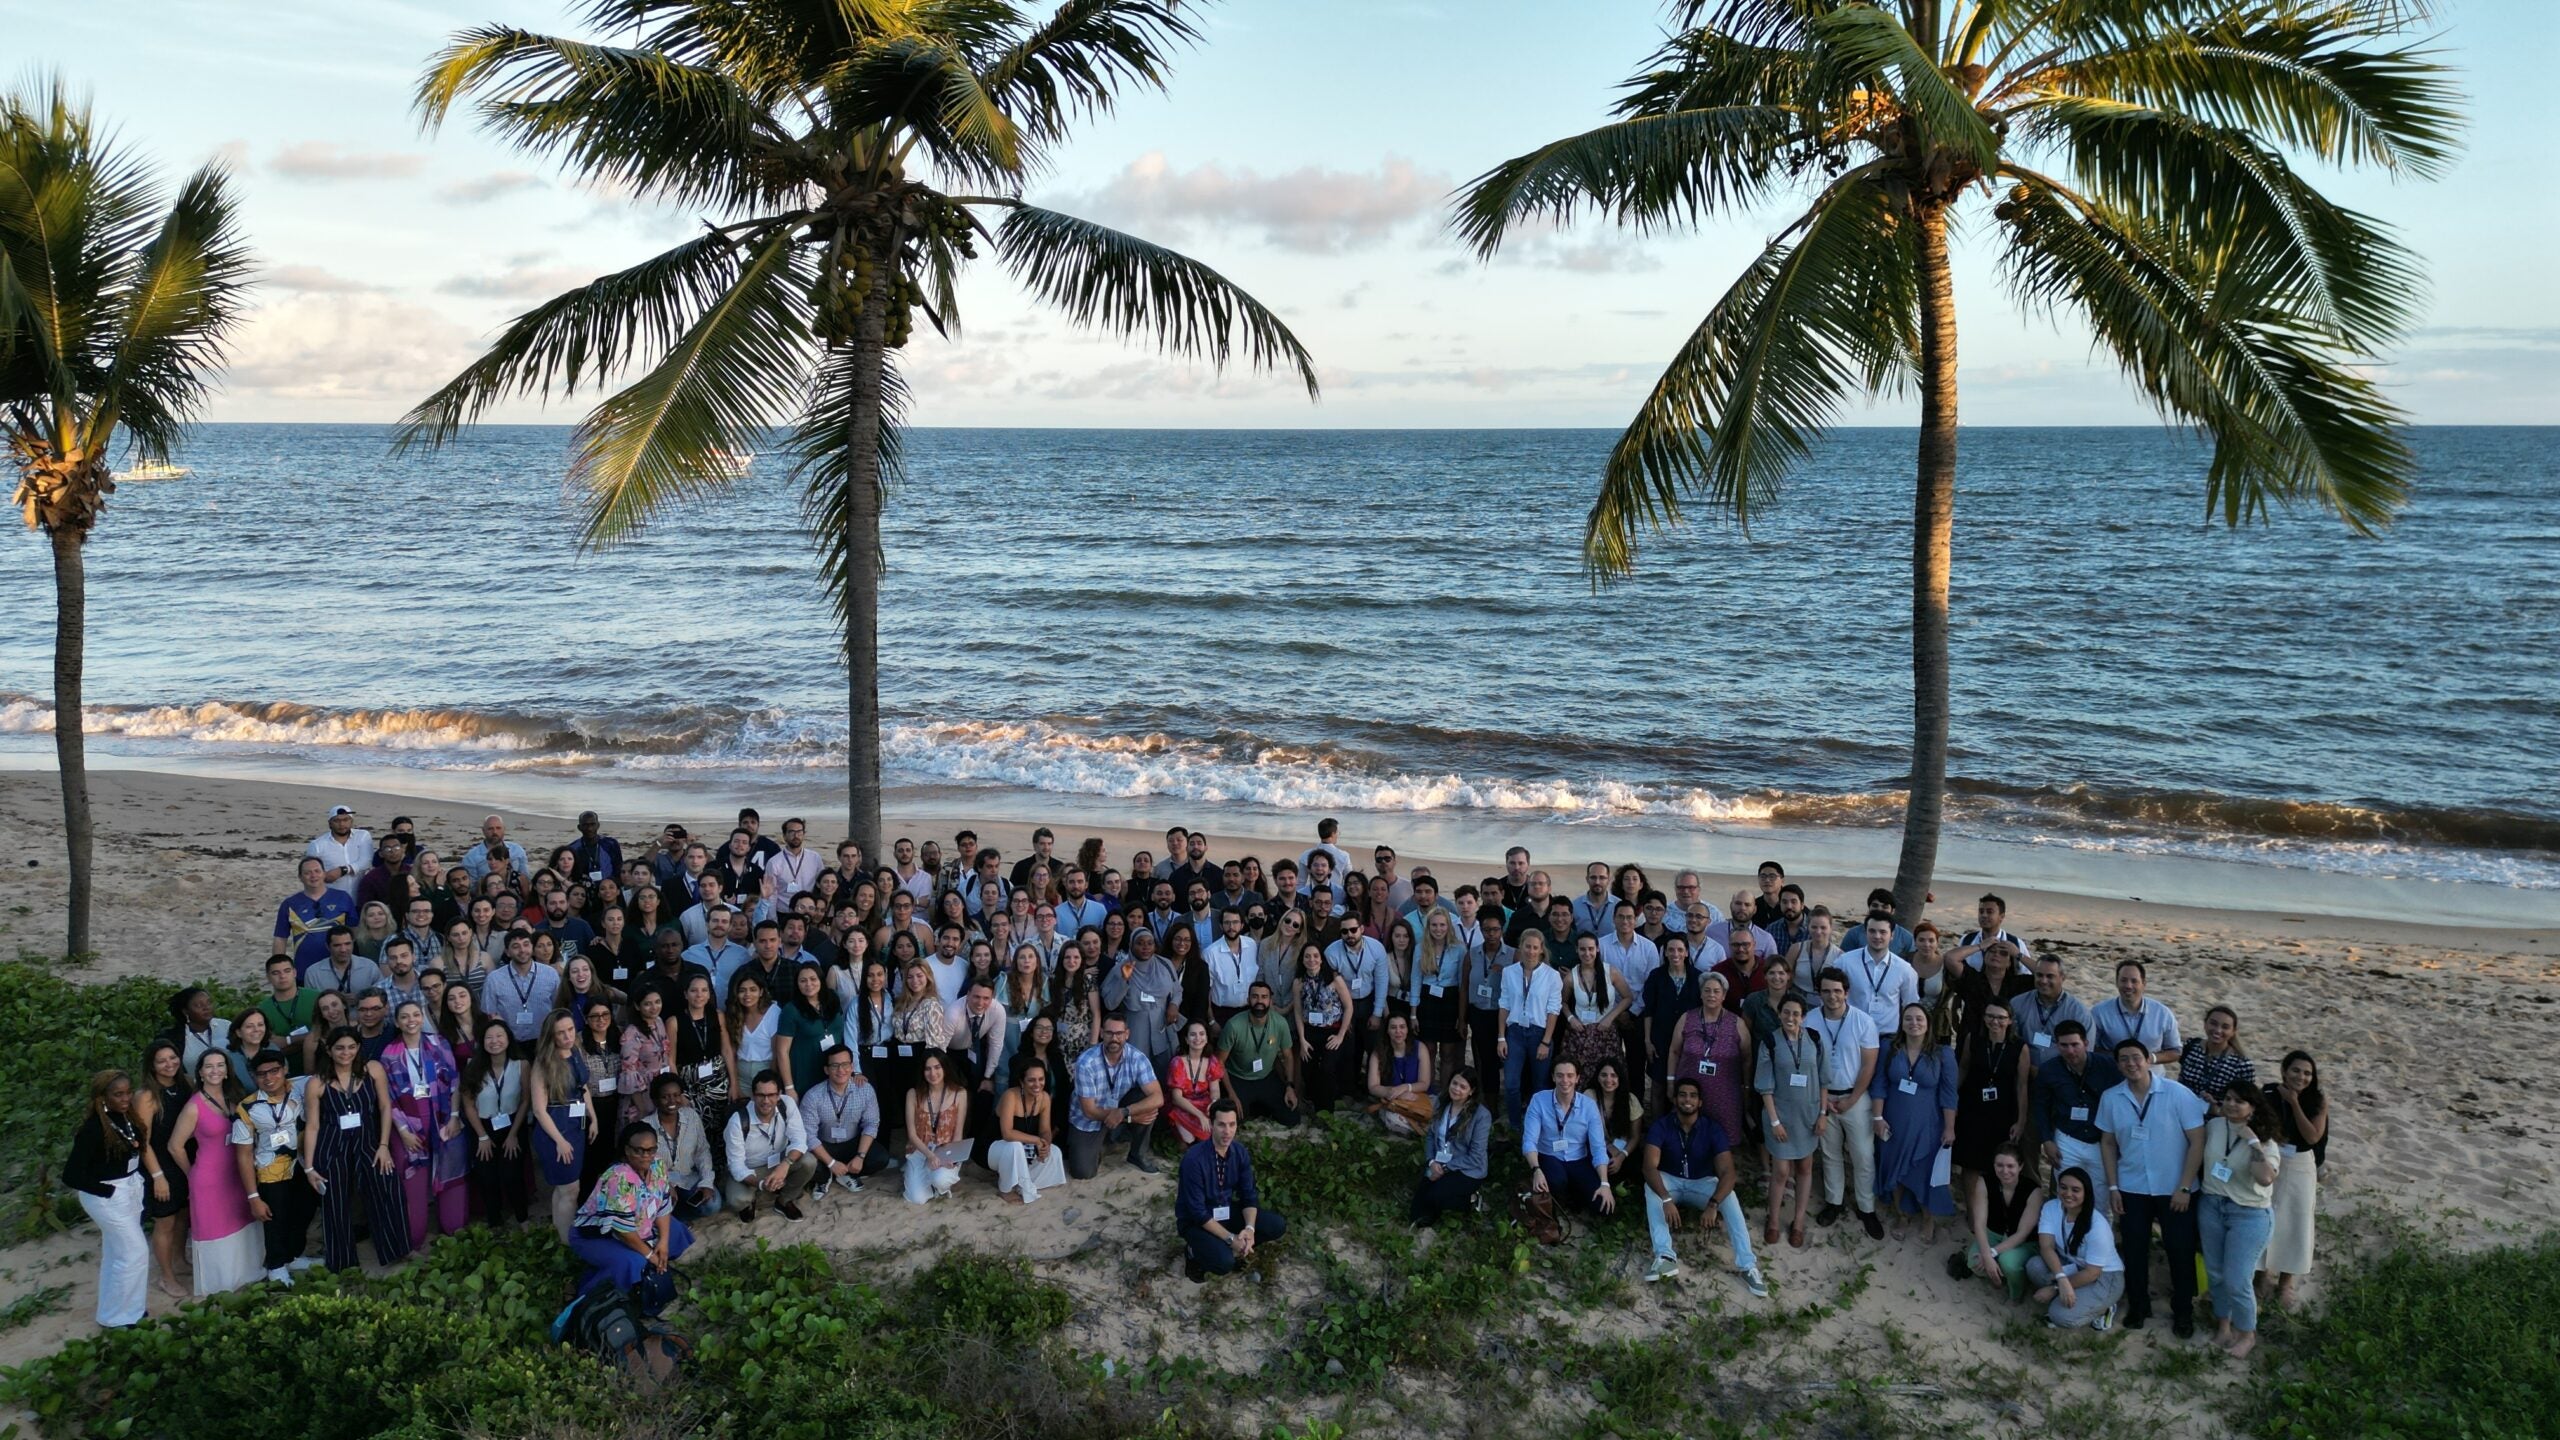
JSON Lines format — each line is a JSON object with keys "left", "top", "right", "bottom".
{"left": 569, "top": 1122, "right": 690, "bottom": 1296}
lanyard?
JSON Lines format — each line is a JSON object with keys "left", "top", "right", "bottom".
{"left": 2130, "top": 1087, "right": 2157, "bottom": 1128}
{"left": 404, "top": 1048, "right": 429, "bottom": 1095}
{"left": 818, "top": 1085, "right": 857, "bottom": 1131}
{"left": 503, "top": 966, "right": 539, "bottom": 1012}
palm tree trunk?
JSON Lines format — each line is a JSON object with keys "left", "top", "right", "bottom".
{"left": 50, "top": 524, "right": 94, "bottom": 957}
{"left": 839, "top": 231, "right": 897, "bottom": 864}
{"left": 1892, "top": 203, "right": 1957, "bottom": 922}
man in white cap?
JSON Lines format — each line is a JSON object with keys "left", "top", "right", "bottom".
{"left": 306, "top": 806, "right": 375, "bottom": 901}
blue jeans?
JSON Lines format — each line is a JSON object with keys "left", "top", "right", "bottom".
{"left": 1643, "top": 1175, "right": 1757, "bottom": 1272}
{"left": 2197, "top": 1193, "right": 2273, "bottom": 1333}
{"left": 1502, "top": 1024, "right": 1551, "bottom": 1120}
{"left": 569, "top": 1218, "right": 693, "bottom": 1297}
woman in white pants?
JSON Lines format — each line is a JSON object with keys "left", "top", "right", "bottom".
{"left": 988, "top": 1059, "right": 1069, "bottom": 1203}
{"left": 903, "top": 1053, "right": 968, "bottom": 1204}
{"left": 63, "top": 1071, "right": 150, "bottom": 1327}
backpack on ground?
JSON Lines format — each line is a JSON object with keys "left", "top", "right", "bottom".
{"left": 556, "top": 1283, "right": 692, "bottom": 1392}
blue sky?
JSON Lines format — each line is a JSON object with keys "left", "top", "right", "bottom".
{"left": 12, "top": 0, "right": 2554, "bottom": 426}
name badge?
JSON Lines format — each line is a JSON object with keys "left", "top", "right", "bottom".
{"left": 1979, "top": 1087, "right": 1998, "bottom": 1103}
{"left": 2068, "top": 1105, "right": 2090, "bottom": 1122}
{"left": 694, "top": 1062, "right": 718, "bottom": 1079}
{"left": 1788, "top": 1073, "right": 1808, "bottom": 1088}
{"left": 490, "top": 1112, "right": 511, "bottom": 1131}
{"left": 1576, "top": 1005, "right": 1601, "bottom": 1024}
{"left": 514, "top": 1008, "right": 535, "bottom": 1029}
{"left": 1697, "top": 1060, "right": 1717, "bottom": 1076}
{"left": 1428, "top": 983, "right": 1448, "bottom": 998}
{"left": 611, "top": 967, "right": 629, "bottom": 981}
{"left": 595, "top": 1076, "right": 618, "bottom": 1095}
{"left": 1896, "top": 1078, "right": 1918, "bottom": 1095}
{"left": 337, "top": 1112, "right": 361, "bottom": 1131}
{"left": 2030, "top": 1032, "right": 2052, "bottom": 1049}
{"left": 821, "top": 1033, "right": 838, "bottom": 1049}
{"left": 289, "top": 1026, "right": 310, "bottom": 1039}
{"left": 870, "top": 1045, "right": 888, "bottom": 1059}
{"left": 1210, "top": 1204, "right": 1230, "bottom": 1223}
{"left": 269, "top": 1128, "right": 293, "bottom": 1148}
{"left": 1138, "top": 993, "right": 1159, "bottom": 1006}
{"left": 2210, "top": 1162, "right": 2233, "bottom": 1183}
{"left": 825, "top": 1124, "right": 851, "bottom": 1142}
{"left": 411, "top": 1083, "right": 431, "bottom": 1099}
{"left": 568, "top": 1102, "right": 586, "bottom": 1118}
{"left": 897, "top": 1044, "right": 915, "bottom": 1057}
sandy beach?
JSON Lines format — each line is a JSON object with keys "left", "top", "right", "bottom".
{"left": 1, "top": 767, "right": 2553, "bottom": 1430}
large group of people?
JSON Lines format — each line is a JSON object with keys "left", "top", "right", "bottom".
{"left": 64, "top": 806, "right": 2327, "bottom": 1349}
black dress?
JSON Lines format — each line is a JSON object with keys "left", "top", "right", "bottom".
{"left": 144, "top": 1080, "right": 190, "bottom": 1218}
{"left": 1953, "top": 1033, "right": 2027, "bottom": 1174}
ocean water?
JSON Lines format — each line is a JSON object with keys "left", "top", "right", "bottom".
{"left": 0, "top": 424, "right": 2553, "bottom": 890}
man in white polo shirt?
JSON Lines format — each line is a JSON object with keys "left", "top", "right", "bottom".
{"left": 1804, "top": 966, "right": 1883, "bottom": 1239}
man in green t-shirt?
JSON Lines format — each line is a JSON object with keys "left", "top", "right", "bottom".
{"left": 256, "top": 955, "right": 319, "bottom": 1070}
{"left": 1216, "top": 981, "right": 1299, "bottom": 1129}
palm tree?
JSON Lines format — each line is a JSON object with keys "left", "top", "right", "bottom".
{"left": 1455, "top": 0, "right": 2456, "bottom": 915}
{"left": 399, "top": 0, "right": 1317, "bottom": 857}
{"left": 0, "top": 81, "right": 252, "bottom": 957}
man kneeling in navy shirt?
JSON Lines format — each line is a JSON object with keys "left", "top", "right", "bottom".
{"left": 1176, "top": 1100, "right": 1288, "bottom": 1281}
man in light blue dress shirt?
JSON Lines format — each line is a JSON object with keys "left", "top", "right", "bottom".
{"left": 2097, "top": 1038, "right": 2207, "bottom": 1336}
{"left": 1522, "top": 1058, "right": 1616, "bottom": 1215}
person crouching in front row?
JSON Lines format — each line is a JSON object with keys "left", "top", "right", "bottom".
{"left": 1522, "top": 1059, "right": 1617, "bottom": 1218}
{"left": 722, "top": 1070, "right": 817, "bottom": 1221}
{"left": 1175, "top": 1099, "right": 1288, "bottom": 1281}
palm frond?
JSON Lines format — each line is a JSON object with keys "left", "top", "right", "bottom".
{"left": 996, "top": 204, "right": 1318, "bottom": 397}
{"left": 0, "top": 82, "right": 162, "bottom": 413}
{"left": 86, "top": 164, "right": 254, "bottom": 458}
{"left": 1812, "top": 3, "right": 2000, "bottom": 169}
{"left": 571, "top": 227, "right": 816, "bottom": 546}
{"left": 793, "top": 341, "right": 911, "bottom": 635}
{"left": 416, "top": 27, "right": 790, "bottom": 211}
{"left": 985, "top": 0, "right": 1195, "bottom": 148}
{"left": 395, "top": 229, "right": 777, "bottom": 451}
{"left": 1587, "top": 164, "right": 1916, "bottom": 575}
{"left": 1615, "top": 24, "right": 1821, "bottom": 117}
{"left": 821, "top": 33, "right": 1024, "bottom": 186}
{"left": 1450, "top": 107, "right": 1808, "bottom": 258}
{"left": 1996, "top": 165, "right": 2408, "bottom": 532}
{"left": 2045, "top": 9, "right": 2460, "bottom": 177}
{"left": 2019, "top": 92, "right": 2420, "bottom": 348}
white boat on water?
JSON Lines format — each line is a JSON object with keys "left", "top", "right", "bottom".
{"left": 115, "top": 459, "right": 190, "bottom": 482}
{"left": 709, "top": 448, "right": 754, "bottom": 477}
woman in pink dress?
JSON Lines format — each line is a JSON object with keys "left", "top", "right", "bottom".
{"left": 1666, "top": 973, "right": 1751, "bottom": 1151}
{"left": 164, "top": 1050, "right": 262, "bottom": 1295}
{"left": 381, "top": 999, "right": 470, "bottom": 1247}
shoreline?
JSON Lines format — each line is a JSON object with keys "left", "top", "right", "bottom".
{"left": 0, "top": 753, "right": 2552, "bottom": 932}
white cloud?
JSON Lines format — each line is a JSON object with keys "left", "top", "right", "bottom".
{"left": 270, "top": 141, "right": 427, "bottom": 180}
{"left": 219, "top": 293, "right": 482, "bottom": 411}
{"left": 260, "top": 265, "right": 383, "bottom": 294}
{"left": 437, "top": 171, "right": 547, "bottom": 204}
{"left": 436, "top": 263, "right": 605, "bottom": 300}
{"left": 1060, "top": 153, "right": 1450, "bottom": 254}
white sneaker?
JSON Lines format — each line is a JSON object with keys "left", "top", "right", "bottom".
{"left": 287, "top": 1255, "right": 320, "bottom": 1271}
{"left": 845, "top": 1175, "right": 864, "bottom": 1194}
{"left": 810, "top": 1176, "right": 834, "bottom": 1202}
{"left": 1644, "top": 1256, "right": 1680, "bottom": 1283}
{"left": 1741, "top": 1267, "right": 1769, "bottom": 1299}
{"left": 266, "top": 1267, "right": 292, "bottom": 1286}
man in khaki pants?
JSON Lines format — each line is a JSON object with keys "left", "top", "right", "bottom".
{"left": 722, "top": 1071, "right": 818, "bottom": 1221}
{"left": 1803, "top": 968, "right": 1885, "bottom": 1239}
